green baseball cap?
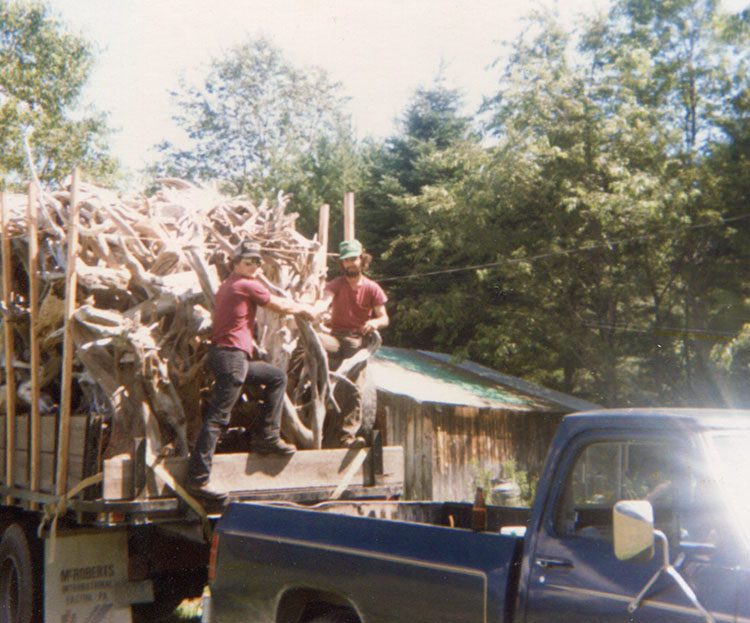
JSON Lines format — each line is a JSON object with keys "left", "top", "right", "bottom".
{"left": 339, "top": 239, "right": 363, "bottom": 260}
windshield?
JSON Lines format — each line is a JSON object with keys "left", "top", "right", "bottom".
{"left": 707, "top": 431, "right": 750, "bottom": 547}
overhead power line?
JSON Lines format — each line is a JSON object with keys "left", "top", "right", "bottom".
{"left": 377, "top": 212, "right": 750, "bottom": 284}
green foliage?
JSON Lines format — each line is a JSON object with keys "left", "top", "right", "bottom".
{"left": 470, "top": 460, "right": 537, "bottom": 507}
{"left": 471, "top": 463, "right": 497, "bottom": 505}
{"left": 358, "top": 77, "right": 487, "bottom": 351}
{"left": 0, "top": 1, "right": 117, "bottom": 188}
{"left": 354, "top": 0, "right": 750, "bottom": 408}
{"left": 151, "top": 38, "right": 361, "bottom": 234}
{"left": 171, "top": 597, "right": 203, "bottom": 622}
{"left": 501, "top": 459, "right": 537, "bottom": 507}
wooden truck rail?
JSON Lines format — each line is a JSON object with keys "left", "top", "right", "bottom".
{"left": 1, "top": 178, "right": 89, "bottom": 515}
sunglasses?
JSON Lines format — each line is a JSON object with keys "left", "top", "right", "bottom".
{"left": 240, "top": 257, "right": 262, "bottom": 266}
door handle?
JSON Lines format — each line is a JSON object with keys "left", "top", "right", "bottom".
{"left": 535, "top": 557, "right": 573, "bottom": 569}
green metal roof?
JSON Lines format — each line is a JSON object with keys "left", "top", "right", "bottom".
{"left": 371, "top": 346, "right": 591, "bottom": 411}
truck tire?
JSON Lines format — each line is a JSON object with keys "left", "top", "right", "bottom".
{"left": 308, "top": 610, "right": 358, "bottom": 623}
{"left": 0, "top": 524, "right": 41, "bottom": 623}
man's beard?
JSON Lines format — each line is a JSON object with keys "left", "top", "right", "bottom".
{"left": 344, "top": 265, "right": 361, "bottom": 277}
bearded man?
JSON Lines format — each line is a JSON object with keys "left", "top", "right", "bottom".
{"left": 315, "top": 239, "right": 388, "bottom": 448}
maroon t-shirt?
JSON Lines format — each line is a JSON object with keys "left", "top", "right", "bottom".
{"left": 325, "top": 276, "right": 387, "bottom": 334}
{"left": 211, "top": 273, "right": 271, "bottom": 357}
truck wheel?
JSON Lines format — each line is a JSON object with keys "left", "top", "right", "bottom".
{"left": 0, "top": 524, "right": 40, "bottom": 623}
{"left": 308, "top": 610, "right": 358, "bottom": 623}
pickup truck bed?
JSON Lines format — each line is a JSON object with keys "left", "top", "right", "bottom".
{"left": 212, "top": 500, "right": 529, "bottom": 623}
{"left": 210, "top": 409, "right": 750, "bottom": 623}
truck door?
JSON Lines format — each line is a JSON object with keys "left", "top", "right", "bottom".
{"left": 523, "top": 432, "right": 737, "bottom": 623}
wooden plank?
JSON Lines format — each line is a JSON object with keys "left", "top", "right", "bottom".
{"left": 56, "top": 167, "right": 81, "bottom": 496}
{"left": 423, "top": 403, "right": 434, "bottom": 500}
{"left": 102, "top": 446, "right": 405, "bottom": 500}
{"left": 405, "top": 402, "right": 414, "bottom": 499}
{"left": 1, "top": 192, "right": 17, "bottom": 503}
{"left": 343, "top": 192, "right": 355, "bottom": 240}
{"left": 27, "top": 183, "right": 41, "bottom": 501}
{"left": 316, "top": 203, "right": 330, "bottom": 291}
{"left": 0, "top": 414, "right": 87, "bottom": 453}
{"left": 317, "top": 204, "right": 329, "bottom": 259}
{"left": 0, "top": 450, "right": 84, "bottom": 493}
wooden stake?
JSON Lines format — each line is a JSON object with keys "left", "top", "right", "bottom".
{"left": 317, "top": 203, "right": 330, "bottom": 285}
{"left": 318, "top": 203, "right": 330, "bottom": 253}
{"left": 56, "top": 169, "right": 81, "bottom": 497}
{"left": 27, "top": 183, "right": 41, "bottom": 506}
{"left": 1, "top": 193, "right": 17, "bottom": 502}
{"left": 343, "top": 192, "right": 355, "bottom": 241}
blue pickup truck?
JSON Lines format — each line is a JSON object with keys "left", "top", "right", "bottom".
{"left": 207, "top": 409, "right": 750, "bottom": 622}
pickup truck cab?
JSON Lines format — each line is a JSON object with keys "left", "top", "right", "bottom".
{"left": 208, "top": 409, "right": 750, "bottom": 622}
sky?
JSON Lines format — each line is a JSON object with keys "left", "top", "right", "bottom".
{"left": 46, "top": 0, "right": 746, "bottom": 181}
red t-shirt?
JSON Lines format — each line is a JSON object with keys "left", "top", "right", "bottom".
{"left": 325, "top": 276, "right": 388, "bottom": 334}
{"left": 211, "top": 273, "right": 271, "bottom": 357}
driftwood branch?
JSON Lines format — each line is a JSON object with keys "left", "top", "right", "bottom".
{"left": 1, "top": 179, "right": 328, "bottom": 459}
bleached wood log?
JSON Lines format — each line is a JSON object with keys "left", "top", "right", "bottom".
{"left": 5, "top": 177, "right": 331, "bottom": 472}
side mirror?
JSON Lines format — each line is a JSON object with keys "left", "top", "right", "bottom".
{"left": 613, "top": 500, "right": 655, "bottom": 562}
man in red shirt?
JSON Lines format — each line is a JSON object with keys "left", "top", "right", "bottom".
{"left": 316, "top": 239, "right": 388, "bottom": 447}
{"left": 186, "top": 241, "right": 315, "bottom": 502}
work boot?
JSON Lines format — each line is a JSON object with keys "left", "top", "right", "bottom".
{"left": 250, "top": 438, "right": 297, "bottom": 456}
{"left": 340, "top": 435, "right": 367, "bottom": 449}
{"left": 183, "top": 479, "right": 228, "bottom": 503}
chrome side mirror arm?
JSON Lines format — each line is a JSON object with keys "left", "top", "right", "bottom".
{"left": 627, "top": 530, "right": 715, "bottom": 623}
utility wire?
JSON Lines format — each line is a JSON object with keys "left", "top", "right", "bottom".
{"left": 377, "top": 212, "right": 750, "bottom": 284}
{"left": 489, "top": 308, "right": 745, "bottom": 342}
{"left": 581, "top": 321, "right": 740, "bottom": 340}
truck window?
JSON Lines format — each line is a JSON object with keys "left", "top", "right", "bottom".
{"left": 554, "top": 439, "right": 717, "bottom": 545}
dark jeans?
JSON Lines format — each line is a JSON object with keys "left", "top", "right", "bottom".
{"left": 187, "top": 346, "right": 287, "bottom": 485}
{"left": 319, "top": 332, "right": 366, "bottom": 445}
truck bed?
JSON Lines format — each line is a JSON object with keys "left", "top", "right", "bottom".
{"left": 211, "top": 500, "right": 528, "bottom": 623}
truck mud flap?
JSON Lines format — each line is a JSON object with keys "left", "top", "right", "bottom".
{"left": 44, "top": 531, "right": 152, "bottom": 622}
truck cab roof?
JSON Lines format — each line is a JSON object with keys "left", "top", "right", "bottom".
{"left": 563, "top": 408, "right": 750, "bottom": 436}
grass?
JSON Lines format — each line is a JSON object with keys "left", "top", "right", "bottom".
{"left": 163, "top": 597, "right": 203, "bottom": 622}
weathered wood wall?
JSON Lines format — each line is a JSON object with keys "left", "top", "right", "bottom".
{"left": 377, "top": 394, "right": 433, "bottom": 500}
{"left": 377, "top": 390, "right": 564, "bottom": 502}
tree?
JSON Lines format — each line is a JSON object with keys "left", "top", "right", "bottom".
{"left": 581, "top": 0, "right": 750, "bottom": 404}
{"left": 0, "top": 1, "right": 116, "bottom": 188}
{"left": 470, "top": 1, "right": 750, "bottom": 405}
{"left": 356, "top": 78, "right": 484, "bottom": 351}
{"left": 359, "top": 77, "right": 476, "bottom": 263}
{"left": 474, "top": 12, "right": 647, "bottom": 403}
{"left": 152, "top": 38, "right": 360, "bottom": 233}
{"left": 708, "top": 10, "right": 750, "bottom": 404}
{"left": 354, "top": 0, "right": 750, "bottom": 408}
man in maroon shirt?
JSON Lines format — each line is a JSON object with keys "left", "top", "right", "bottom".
{"left": 186, "top": 241, "right": 315, "bottom": 502}
{"left": 316, "top": 239, "right": 389, "bottom": 447}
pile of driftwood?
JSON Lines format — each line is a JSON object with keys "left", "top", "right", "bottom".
{"left": 0, "top": 176, "right": 335, "bottom": 461}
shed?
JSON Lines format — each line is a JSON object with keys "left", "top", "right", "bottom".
{"left": 369, "top": 347, "right": 599, "bottom": 503}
